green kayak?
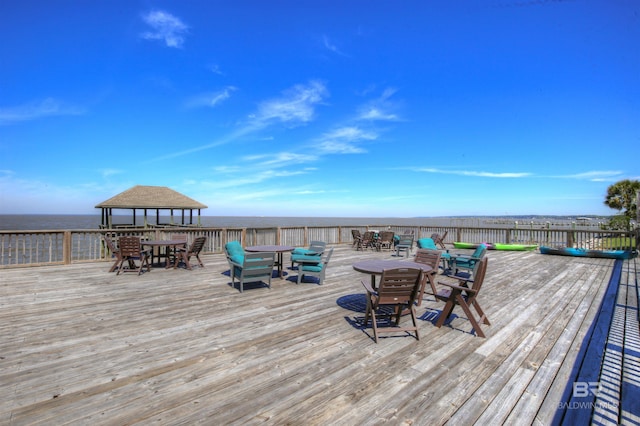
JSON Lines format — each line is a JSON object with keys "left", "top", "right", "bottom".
{"left": 493, "top": 243, "right": 538, "bottom": 251}
{"left": 453, "top": 242, "right": 537, "bottom": 251}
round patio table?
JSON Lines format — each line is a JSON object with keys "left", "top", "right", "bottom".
{"left": 353, "top": 259, "right": 434, "bottom": 314}
{"left": 353, "top": 259, "right": 433, "bottom": 285}
{"left": 245, "top": 245, "right": 294, "bottom": 279}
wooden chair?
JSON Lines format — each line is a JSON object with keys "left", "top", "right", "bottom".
{"left": 376, "top": 231, "right": 395, "bottom": 251}
{"left": 228, "top": 252, "right": 275, "bottom": 293}
{"left": 103, "top": 235, "right": 122, "bottom": 273}
{"left": 295, "top": 247, "right": 334, "bottom": 285}
{"left": 395, "top": 234, "right": 414, "bottom": 257}
{"left": 166, "top": 234, "right": 188, "bottom": 267}
{"left": 412, "top": 249, "right": 442, "bottom": 306}
{"left": 116, "top": 236, "right": 151, "bottom": 275}
{"left": 417, "top": 238, "right": 451, "bottom": 272}
{"left": 448, "top": 244, "right": 488, "bottom": 278}
{"left": 361, "top": 267, "right": 422, "bottom": 343}
{"left": 174, "top": 236, "right": 206, "bottom": 270}
{"left": 434, "top": 257, "right": 490, "bottom": 337}
{"left": 431, "top": 231, "right": 448, "bottom": 250}
{"left": 357, "top": 231, "right": 376, "bottom": 251}
{"left": 351, "top": 230, "right": 362, "bottom": 248}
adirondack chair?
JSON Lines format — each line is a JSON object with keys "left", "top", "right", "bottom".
{"left": 434, "top": 257, "right": 490, "bottom": 337}
{"left": 361, "top": 267, "right": 422, "bottom": 343}
{"left": 116, "top": 236, "right": 151, "bottom": 275}
{"left": 294, "top": 247, "right": 334, "bottom": 285}
{"left": 412, "top": 248, "right": 442, "bottom": 306}
{"left": 448, "top": 243, "right": 488, "bottom": 278}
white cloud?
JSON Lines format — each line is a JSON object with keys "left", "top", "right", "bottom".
{"left": 356, "top": 87, "right": 401, "bottom": 122}
{"left": 322, "top": 35, "right": 347, "bottom": 56}
{"left": 251, "top": 80, "right": 328, "bottom": 126}
{"left": 417, "top": 167, "right": 532, "bottom": 178}
{"left": 141, "top": 10, "right": 188, "bottom": 48}
{"left": 316, "top": 126, "right": 376, "bottom": 154}
{"left": 243, "top": 152, "right": 318, "bottom": 166}
{"left": 0, "top": 98, "right": 84, "bottom": 125}
{"left": 185, "top": 86, "right": 237, "bottom": 108}
{"left": 554, "top": 171, "right": 623, "bottom": 181}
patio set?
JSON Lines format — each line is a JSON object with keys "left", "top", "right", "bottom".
{"left": 223, "top": 234, "right": 490, "bottom": 343}
{"left": 103, "top": 235, "right": 207, "bottom": 275}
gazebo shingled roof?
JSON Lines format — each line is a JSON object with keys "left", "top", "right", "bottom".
{"left": 95, "top": 185, "right": 207, "bottom": 228}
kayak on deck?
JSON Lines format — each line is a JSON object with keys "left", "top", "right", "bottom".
{"left": 452, "top": 242, "right": 494, "bottom": 250}
{"left": 539, "top": 246, "right": 636, "bottom": 260}
{"left": 452, "top": 242, "right": 537, "bottom": 251}
{"left": 493, "top": 243, "right": 538, "bottom": 251}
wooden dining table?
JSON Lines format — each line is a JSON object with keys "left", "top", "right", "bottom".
{"left": 245, "top": 245, "right": 294, "bottom": 279}
{"left": 142, "top": 239, "right": 188, "bottom": 268}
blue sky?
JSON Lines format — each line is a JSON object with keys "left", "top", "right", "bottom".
{"left": 1, "top": 0, "right": 638, "bottom": 217}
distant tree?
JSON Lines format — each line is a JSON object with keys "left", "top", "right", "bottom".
{"left": 604, "top": 179, "right": 640, "bottom": 230}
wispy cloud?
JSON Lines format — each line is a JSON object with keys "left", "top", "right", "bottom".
{"left": 417, "top": 167, "right": 532, "bottom": 178}
{"left": 552, "top": 170, "right": 623, "bottom": 182}
{"left": 141, "top": 10, "right": 188, "bottom": 48}
{"left": 316, "top": 126, "right": 375, "bottom": 154}
{"left": 356, "top": 87, "right": 401, "bottom": 121}
{"left": 99, "top": 168, "right": 123, "bottom": 178}
{"left": 185, "top": 86, "right": 237, "bottom": 108}
{"left": 243, "top": 152, "right": 318, "bottom": 166}
{"left": 250, "top": 80, "right": 328, "bottom": 127}
{"left": 0, "top": 98, "right": 84, "bottom": 125}
{"left": 150, "top": 81, "right": 328, "bottom": 162}
{"left": 322, "top": 35, "right": 348, "bottom": 56}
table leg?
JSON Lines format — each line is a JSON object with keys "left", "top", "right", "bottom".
{"left": 277, "top": 252, "right": 284, "bottom": 279}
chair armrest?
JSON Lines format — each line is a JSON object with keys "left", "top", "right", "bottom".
{"left": 361, "top": 279, "right": 377, "bottom": 295}
{"left": 437, "top": 280, "right": 477, "bottom": 295}
{"left": 228, "top": 259, "right": 243, "bottom": 268}
{"left": 292, "top": 254, "right": 321, "bottom": 264}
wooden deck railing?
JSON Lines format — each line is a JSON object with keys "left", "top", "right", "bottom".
{"left": 0, "top": 225, "right": 637, "bottom": 268}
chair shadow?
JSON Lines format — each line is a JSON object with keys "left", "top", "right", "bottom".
{"left": 336, "top": 293, "right": 367, "bottom": 313}
{"left": 338, "top": 294, "right": 407, "bottom": 342}
{"left": 220, "top": 269, "right": 281, "bottom": 292}
{"left": 419, "top": 307, "right": 479, "bottom": 336}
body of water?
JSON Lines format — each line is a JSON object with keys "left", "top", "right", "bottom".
{"left": 0, "top": 214, "right": 607, "bottom": 231}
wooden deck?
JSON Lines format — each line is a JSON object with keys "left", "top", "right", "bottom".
{"left": 1, "top": 245, "right": 638, "bottom": 425}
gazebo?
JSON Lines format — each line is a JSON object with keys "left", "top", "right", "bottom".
{"left": 95, "top": 185, "right": 208, "bottom": 229}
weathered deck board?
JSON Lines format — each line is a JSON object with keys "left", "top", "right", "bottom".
{"left": 0, "top": 245, "right": 636, "bottom": 425}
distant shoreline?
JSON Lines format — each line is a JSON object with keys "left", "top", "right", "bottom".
{"left": 0, "top": 214, "right": 611, "bottom": 231}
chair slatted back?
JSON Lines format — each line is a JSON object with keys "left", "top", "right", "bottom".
{"left": 241, "top": 253, "right": 275, "bottom": 280}
{"left": 118, "top": 236, "right": 142, "bottom": 257}
{"left": 414, "top": 249, "right": 442, "bottom": 271}
{"left": 308, "top": 240, "right": 326, "bottom": 254}
{"left": 189, "top": 236, "right": 206, "bottom": 255}
{"left": 468, "top": 257, "right": 488, "bottom": 299}
{"left": 377, "top": 268, "right": 422, "bottom": 305}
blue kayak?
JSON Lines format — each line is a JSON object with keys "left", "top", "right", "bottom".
{"left": 539, "top": 246, "right": 636, "bottom": 260}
